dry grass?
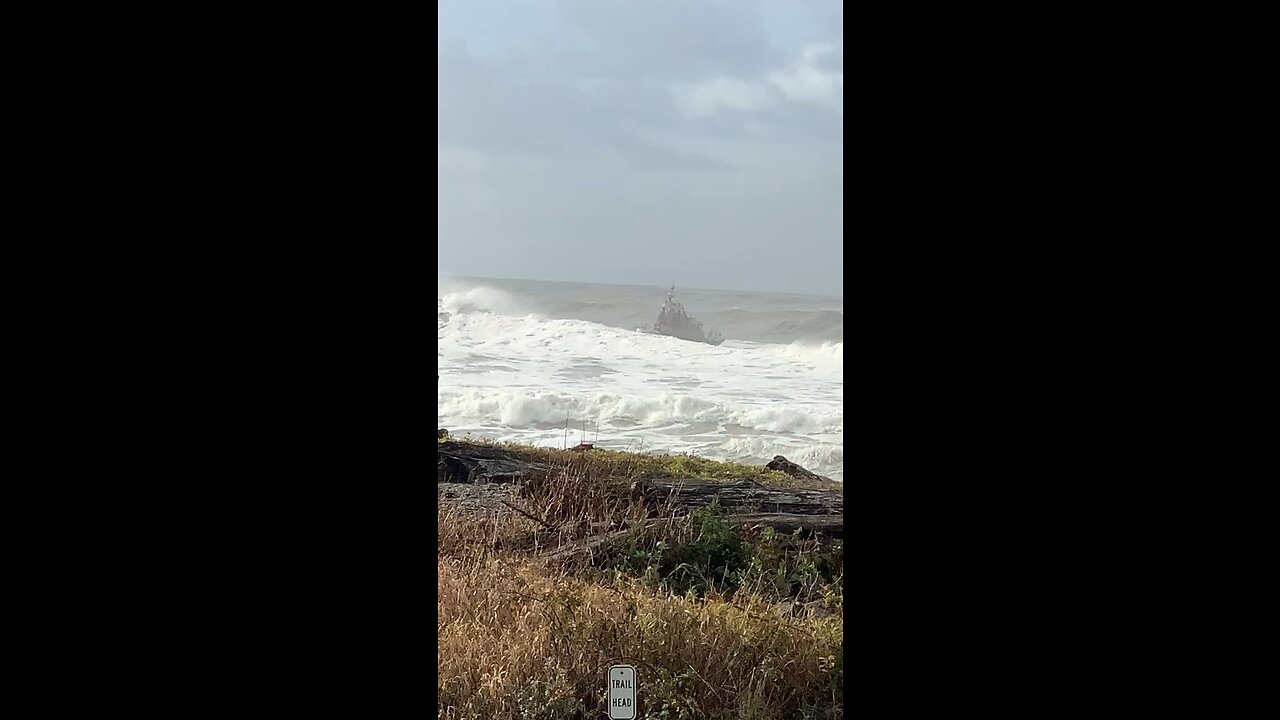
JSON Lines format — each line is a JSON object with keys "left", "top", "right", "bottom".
{"left": 438, "top": 557, "right": 842, "bottom": 720}
{"left": 438, "top": 439, "right": 844, "bottom": 719}
{"left": 439, "top": 435, "right": 840, "bottom": 490}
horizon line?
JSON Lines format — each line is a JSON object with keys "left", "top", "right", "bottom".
{"left": 438, "top": 273, "right": 844, "bottom": 300}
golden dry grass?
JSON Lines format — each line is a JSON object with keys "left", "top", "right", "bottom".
{"left": 438, "top": 439, "right": 844, "bottom": 719}
{"left": 438, "top": 556, "right": 842, "bottom": 720}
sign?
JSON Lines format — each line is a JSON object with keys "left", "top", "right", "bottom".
{"left": 607, "top": 664, "right": 637, "bottom": 719}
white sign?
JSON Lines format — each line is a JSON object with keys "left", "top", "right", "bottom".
{"left": 607, "top": 664, "right": 637, "bottom": 719}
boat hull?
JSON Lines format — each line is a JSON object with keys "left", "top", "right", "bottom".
{"left": 650, "top": 286, "right": 725, "bottom": 345}
{"left": 653, "top": 327, "right": 724, "bottom": 346}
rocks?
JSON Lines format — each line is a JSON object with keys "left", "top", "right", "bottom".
{"left": 438, "top": 482, "right": 520, "bottom": 514}
{"left": 437, "top": 441, "right": 555, "bottom": 483}
{"left": 766, "top": 455, "right": 834, "bottom": 484}
{"left": 438, "top": 429, "right": 449, "bottom": 439}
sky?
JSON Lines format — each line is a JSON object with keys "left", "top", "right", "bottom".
{"left": 438, "top": 0, "right": 843, "bottom": 297}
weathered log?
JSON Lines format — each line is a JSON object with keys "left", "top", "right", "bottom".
{"left": 582, "top": 513, "right": 843, "bottom": 536}
{"left": 436, "top": 443, "right": 844, "bottom": 542}
{"left": 724, "top": 513, "right": 844, "bottom": 536}
{"left": 629, "top": 478, "right": 842, "bottom": 516}
{"left": 437, "top": 476, "right": 842, "bottom": 520}
{"left": 437, "top": 441, "right": 554, "bottom": 483}
{"left": 540, "top": 527, "right": 634, "bottom": 563}
{"left": 541, "top": 512, "right": 844, "bottom": 564}
{"left": 438, "top": 473, "right": 840, "bottom": 507}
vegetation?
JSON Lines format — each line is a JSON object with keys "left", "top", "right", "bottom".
{"left": 438, "top": 434, "right": 837, "bottom": 490}
{"left": 438, "top": 439, "right": 844, "bottom": 719}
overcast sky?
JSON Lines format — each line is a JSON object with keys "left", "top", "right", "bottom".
{"left": 438, "top": 0, "right": 843, "bottom": 297}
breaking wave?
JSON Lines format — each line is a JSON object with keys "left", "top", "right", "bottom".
{"left": 438, "top": 388, "right": 843, "bottom": 435}
{"left": 437, "top": 278, "right": 843, "bottom": 480}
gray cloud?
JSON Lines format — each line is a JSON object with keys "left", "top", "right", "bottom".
{"left": 438, "top": 0, "right": 843, "bottom": 296}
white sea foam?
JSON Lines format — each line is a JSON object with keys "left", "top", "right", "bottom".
{"left": 438, "top": 280, "right": 843, "bottom": 480}
{"left": 439, "top": 286, "right": 529, "bottom": 316}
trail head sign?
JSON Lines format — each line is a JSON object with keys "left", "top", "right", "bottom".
{"left": 607, "top": 664, "right": 637, "bottom": 719}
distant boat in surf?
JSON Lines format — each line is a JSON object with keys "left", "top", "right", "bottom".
{"left": 638, "top": 286, "right": 725, "bottom": 346}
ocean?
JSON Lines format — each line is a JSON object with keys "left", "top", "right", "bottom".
{"left": 437, "top": 276, "right": 844, "bottom": 481}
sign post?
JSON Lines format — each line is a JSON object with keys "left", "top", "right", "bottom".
{"left": 607, "top": 664, "right": 637, "bottom": 720}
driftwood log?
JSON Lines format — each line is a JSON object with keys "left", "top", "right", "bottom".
{"left": 438, "top": 442, "right": 844, "bottom": 552}
{"left": 541, "top": 512, "right": 844, "bottom": 564}
{"left": 437, "top": 476, "right": 842, "bottom": 519}
{"left": 577, "top": 513, "right": 844, "bottom": 537}
{"left": 628, "top": 478, "right": 841, "bottom": 516}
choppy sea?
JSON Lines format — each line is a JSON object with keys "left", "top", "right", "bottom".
{"left": 438, "top": 276, "right": 843, "bottom": 481}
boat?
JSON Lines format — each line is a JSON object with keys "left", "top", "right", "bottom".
{"left": 646, "top": 286, "right": 725, "bottom": 346}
